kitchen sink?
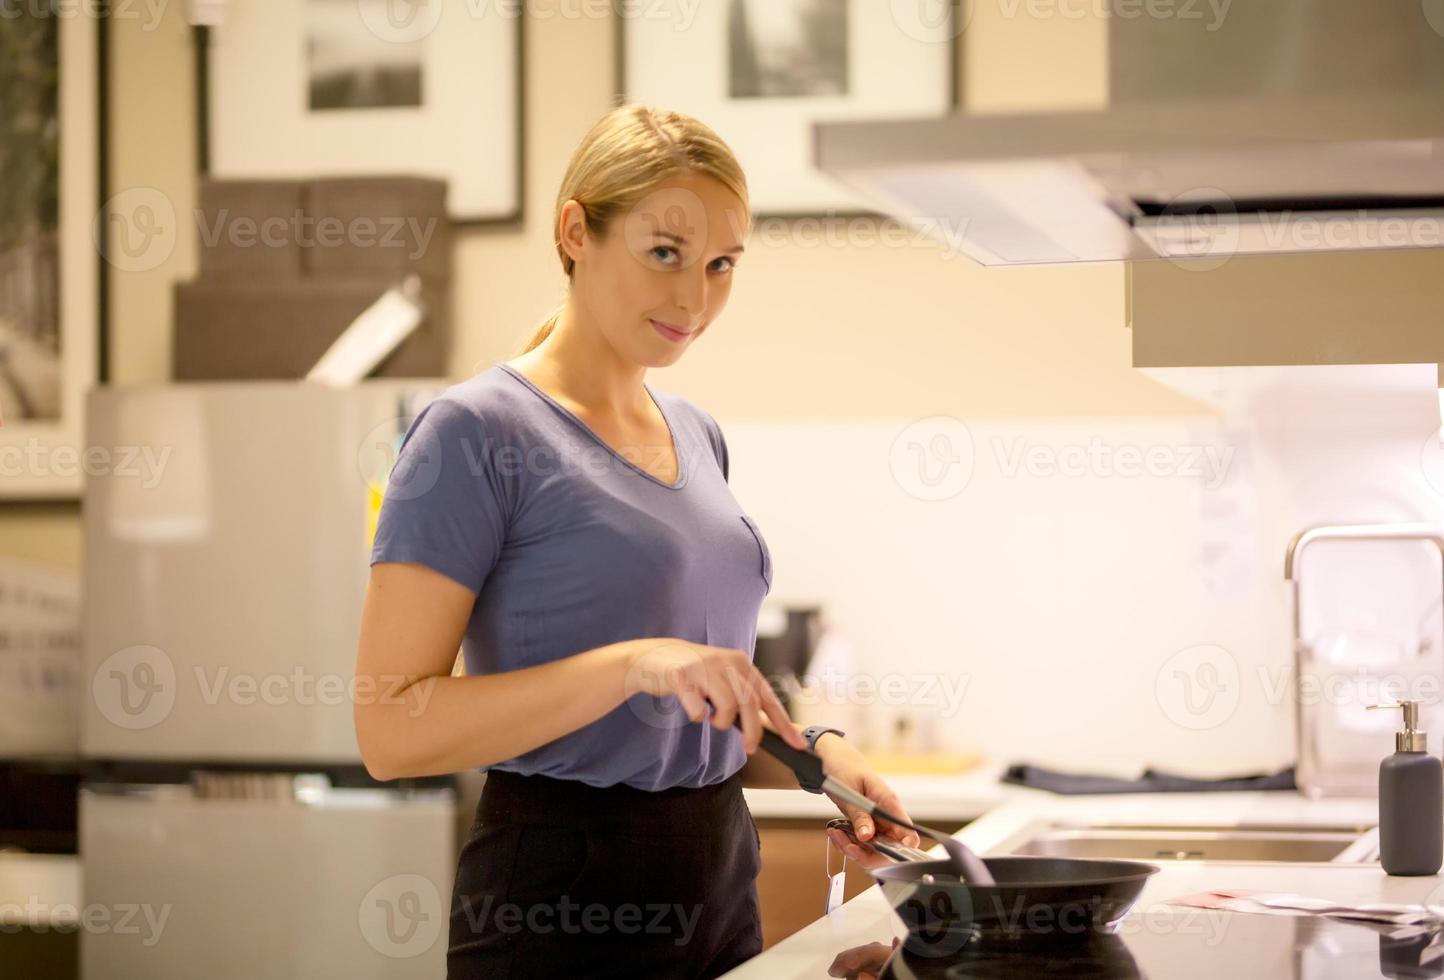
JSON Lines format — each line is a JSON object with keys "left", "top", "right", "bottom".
{"left": 1003, "top": 823, "right": 1379, "bottom": 864}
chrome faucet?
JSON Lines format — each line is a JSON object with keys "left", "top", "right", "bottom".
{"left": 1285, "top": 523, "right": 1444, "bottom": 797}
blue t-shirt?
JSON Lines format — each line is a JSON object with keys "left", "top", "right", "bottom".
{"left": 368, "top": 362, "right": 774, "bottom": 791}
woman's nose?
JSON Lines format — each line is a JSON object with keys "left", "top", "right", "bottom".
{"left": 674, "top": 265, "right": 707, "bottom": 317}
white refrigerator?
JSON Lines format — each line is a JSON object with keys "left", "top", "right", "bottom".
{"left": 80, "top": 381, "right": 459, "bottom": 978}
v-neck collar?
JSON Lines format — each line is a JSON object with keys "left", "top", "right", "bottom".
{"left": 496, "top": 362, "right": 686, "bottom": 491}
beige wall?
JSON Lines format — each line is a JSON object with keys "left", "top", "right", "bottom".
{"left": 0, "top": 504, "right": 84, "bottom": 575}
{"left": 2, "top": 2, "right": 1196, "bottom": 573}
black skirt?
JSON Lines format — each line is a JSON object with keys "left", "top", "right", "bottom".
{"left": 448, "top": 768, "right": 764, "bottom": 979}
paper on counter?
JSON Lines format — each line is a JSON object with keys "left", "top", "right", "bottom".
{"left": 1168, "top": 888, "right": 1444, "bottom": 948}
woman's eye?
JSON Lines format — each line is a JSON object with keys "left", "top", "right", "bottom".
{"left": 649, "top": 246, "right": 735, "bottom": 274}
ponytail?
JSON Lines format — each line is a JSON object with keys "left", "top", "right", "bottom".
{"left": 518, "top": 301, "right": 567, "bottom": 355}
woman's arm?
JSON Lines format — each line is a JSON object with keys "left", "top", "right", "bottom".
{"left": 355, "top": 561, "right": 643, "bottom": 780}
{"left": 354, "top": 561, "right": 804, "bottom": 781}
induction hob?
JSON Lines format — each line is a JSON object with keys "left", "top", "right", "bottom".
{"left": 864, "top": 911, "right": 1444, "bottom": 979}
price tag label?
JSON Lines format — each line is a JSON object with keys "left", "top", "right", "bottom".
{"left": 826, "top": 870, "right": 846, "bottom": 914}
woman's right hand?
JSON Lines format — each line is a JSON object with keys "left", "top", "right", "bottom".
{"left": 624, "top": 639, "right": 807, "bottom": 756}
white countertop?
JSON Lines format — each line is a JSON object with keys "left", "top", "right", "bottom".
{"left": 743, "top": 763, "right": 1010, "bottom": 821}
{"left": 726, "top": 781, "right": 1433, "bottom": 978}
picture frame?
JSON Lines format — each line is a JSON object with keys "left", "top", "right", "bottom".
{"left": 196, "top": 0, "right": 524, "bottom": 226}
{"left": 0, "top": 9, "right": 105, "bottom": 500}
{"left": 616, "top": 0, "right": 960, "bottom": 219}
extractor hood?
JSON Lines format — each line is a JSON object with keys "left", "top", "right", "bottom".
{"left": 812, "top": 2, "right": 1444, "bottom": 267}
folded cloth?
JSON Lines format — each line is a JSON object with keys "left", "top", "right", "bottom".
{"left": 1000, "top": 763, "right": 1297, "bottom": 794}
{"left": 1168, "top": 888, "right": 1444, "bottom": 946}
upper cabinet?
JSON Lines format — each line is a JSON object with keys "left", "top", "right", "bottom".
{"left": 1125, "top": 249, "right": 1444, "bottom": 371}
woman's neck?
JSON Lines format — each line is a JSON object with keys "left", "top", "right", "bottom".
{"left": 512, "top": 304, "right": 652, "bottom": 420}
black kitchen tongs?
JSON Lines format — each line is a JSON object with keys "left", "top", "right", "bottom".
{"left": 754, "top": 726, "right": 995, "bottom": 885}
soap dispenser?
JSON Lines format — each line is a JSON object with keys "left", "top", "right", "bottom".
{"left": 1368, "top": 700, "right": 1443, "bottom": 876}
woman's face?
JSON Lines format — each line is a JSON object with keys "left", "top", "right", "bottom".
{"left": 566, "top": 173, "right": 749, "bottom": 368}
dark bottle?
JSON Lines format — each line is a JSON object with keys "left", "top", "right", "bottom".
{"left": 1369, "top": 700, "right": 1443, "bottom": 876}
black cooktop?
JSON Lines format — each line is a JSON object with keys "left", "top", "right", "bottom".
{"left": 862, "top": 912, "right": 1444, "bottom": 979}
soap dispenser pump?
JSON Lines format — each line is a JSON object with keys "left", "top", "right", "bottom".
{"left": 1367, "top": 700, "right": 1443, "bottom": 876}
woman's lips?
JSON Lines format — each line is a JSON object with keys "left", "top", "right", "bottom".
{"left": 650, "top": 319, "right": 694, "bottom": 343}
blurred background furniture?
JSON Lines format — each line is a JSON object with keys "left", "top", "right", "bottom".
{"left": 172, "top": 176, "right": 451, "bottom": 380}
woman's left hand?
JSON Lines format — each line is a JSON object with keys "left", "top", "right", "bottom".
{"left": 815, "top": 734, "right": 922, "bottom": 864}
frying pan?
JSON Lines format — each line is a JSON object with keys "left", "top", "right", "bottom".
{"left": 870, "top": 855, "right": 1160, "bottom": 956}
{"left": 754, "top": 729, "right": 1160, "bottom": 954}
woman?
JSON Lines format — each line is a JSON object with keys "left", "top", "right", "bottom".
{"left": 353, "top": 104, "right": 920, "bottom": 979}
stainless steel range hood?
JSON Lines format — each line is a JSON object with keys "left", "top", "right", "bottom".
{"left": 813, "top": 2, "right": 1444, "bottom": 267}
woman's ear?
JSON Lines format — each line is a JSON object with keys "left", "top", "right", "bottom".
{"left": 557, "top": 199, "right": 589, "bottom": 266}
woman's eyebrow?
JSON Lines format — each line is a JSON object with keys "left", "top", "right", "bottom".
{"left": 654, "top": 229, "right": 746, "bottom": 255}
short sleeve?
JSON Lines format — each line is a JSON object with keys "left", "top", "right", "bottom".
{"left": 368, "top": 396, "right": 509, "bottom": 595}
{"left": 701, "top": 410, "right": 729, "bottom": 483}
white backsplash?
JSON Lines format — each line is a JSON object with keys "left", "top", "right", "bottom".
{"left": 722, "top": 385, "right": 1444, "bottom": 777}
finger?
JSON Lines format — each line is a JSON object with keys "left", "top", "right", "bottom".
{"left": 873, "top": 816, "right": 919, "bottom": 849}
{"left": 723, "top": 664, "right": 762, "bottom": 752}
{"left": 737, "top": 697, "right": 761, "bottom": 754}
{"left": 706, "top": 679, "right": 739, "bottom": 733}
{"left": 677, "top": 686, "right": 708, "bottom": 724}
{"left": 832, "top": 799, "right": 875, "bottom": 842}
{"left": 872, "top": 814, "right": 918, "bottom": 847}
{"left": 839, "top": 842, "right": 894, "bottom": 872}
{"left": 828, "top": 944, "right": 892, "bottom": 980}
{"left": 865, "top": 783, "right": 921, "bottom": 848}
{"left": 827, "top": 949, "right": 860, "bottom": 978}
{"left": 828, "top": 793, "right": 876, "bottom": 841}
{"left": 826, "top": 827, "right": 868, "bottom": 864}
{"left": 754, "top": 677, "right": 806, "bottom": 749}
{"left": 657, "top": 657, "right": 699, "bottom": 704}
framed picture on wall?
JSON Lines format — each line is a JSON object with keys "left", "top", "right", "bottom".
{"left": 617, "top": 0, "right": 960, "bottom": 218}
{"left": 198, "top": 0, "right": 523, "bottom": 225}
{"left": 0, "top": 9, "right": 103, "bottom": 500}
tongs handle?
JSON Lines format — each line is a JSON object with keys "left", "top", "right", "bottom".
{"left": 745, "top": 721, "right": 885, "bottom": 822}
{"left": 758, "top": 727, "right": 828, "bottom": 794}
{"left": 752, "top": 724, "right": 877, "bottom": 815}
{"left": 733, "top": 713, "right": 827, "bottom": 794}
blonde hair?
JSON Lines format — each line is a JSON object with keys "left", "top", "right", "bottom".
{"left": 516, "top": 103, "right": 751, "bottom": 356}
